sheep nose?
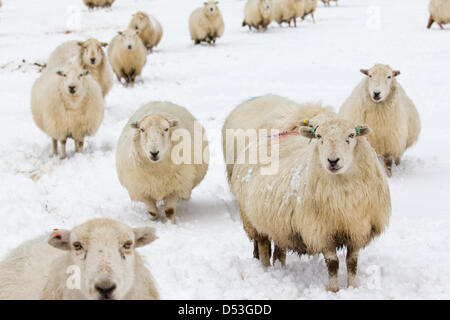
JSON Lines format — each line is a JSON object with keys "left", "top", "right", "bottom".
{"left": 90, "top": 57, "right": 96, "bottom": 64}
{"left": 328, "top": 158, "right": 340, "bottom": 166}
{"left": 128, "top": 45, "right": 132, "bottom": 50}
{"left": 95, "top": 280, "right": 117, "bottom": 299}
{"left": 69, "top": 86, "right": 76, "bottom": 94}
{"left": 373, "top": 91, "right": 381, "bottom": 99}
{"left": 150, "top": 151, "right": 159, "bottom": 158}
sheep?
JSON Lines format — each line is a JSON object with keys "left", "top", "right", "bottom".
{"left": 0, "top": 218, "right": 159, "bottom": 300}
{"left": 272, "top": 0, "right": 298, "bottom": 27}
{"left": 243, "top": 0, "right": 273, "bottom": 31}
{"left": 83, "top": 0, "right": 115, "bottom": 9}
{"left": 301, "top": 0, "right": 317, "bottom": 22}
{"left": 321, "top": 0, "right": 337, "bottom": 6}
{"left": 116, "top": 101, "right": 209, "bottom": 224}
{"left": 427, "top": 0, "right": 450, "bottom": 29}
{"left": 189, "top": 1, "right": 225, "bottom": 45}
{"left": 108, "top": 28, "right": 147, "bottom": 87}
{"left": 338, "top": 64, "right": 421, "bottom": 176}
{"left": 128, "top": 11, "right": 163, "bottom": 52}
{"left": 31, "top": 63, "right": 104, "bottom": 159}
{"left": 226, "top": 99, "right": 391, "bottom": 292}
{"left": 222, "top": 94, "right": 335, "bottom": 181}
{"left": 47, "top": 39, "right": 113, "bottom": 97}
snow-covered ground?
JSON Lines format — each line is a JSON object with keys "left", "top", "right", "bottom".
{"left": 0, "top": 0, "right": 449, "bottom": 299}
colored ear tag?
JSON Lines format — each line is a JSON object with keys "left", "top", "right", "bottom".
{"left": 356, "top": 125, "right": 361, "bottom": 135}
{"left": 54, "top": 233, "right": 62, "bottom": 239}
{"left": 133, "top": 121, "right": 138, "bottom": 127}
{"left": 309, "top": 126, "right": 317, "bottom": 143}
{"left": 303, "top": 119, "right": 309, "bottom": 125}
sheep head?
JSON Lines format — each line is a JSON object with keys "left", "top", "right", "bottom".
{"left": 360, "top": 64, "right": 400, "bottom": 103}
{"left": 48, "top": 218, "right": 157, "bottom": 300}
{"left": 56, "top": 64, "right": 91, "bottom": 101}
{"left": 118, "top": 28, "right": 142, "bottom": 51}
{"left": 131, "top": 11, "right": 150, "bottom": 32}
{"left": 131, "top": 113, "right": 179, "bottom": 163}
{"left": 259, "top": 0, "right": 273, "bottom": 18}
{"left": 300, "top": 119, "right": 371, "bottom": 175}
{"left": 77, "top": 39, "right": 107, "bottom": 68}
{"left": 203, "top": 1, "right": 220, "bottom": 17}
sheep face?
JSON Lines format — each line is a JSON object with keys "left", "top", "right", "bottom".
{"left": 78, "top": 39, "right": 107, "bottom": 68}
{"left": 300, "top": 120, "right": 370, "bottom": 175}
{"left": 131, "top": 12, "right": 150, "bottom": 32}
{"left": 203, "top": 1, "right": 220, "bottom": 17}
{"left": 132, "top": 114, "right": 179, "bottom": 163}
{"left": 259, "top": 0, "right": 273, "bottom": 19}
{"left": 48, "top": 219, "right": 157, "bottom": 300}
{"left": 56, "top": 66, "right": 90, "bottom": 100}
{"left": 117, "top": 29, "right": 141, "bottom": 51}
{"left": 360, "top": 64, "right": 400, "bottom": 103}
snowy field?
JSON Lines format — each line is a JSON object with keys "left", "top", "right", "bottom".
{"left": 0, "top": 0, "right": 449, "bottom": 299}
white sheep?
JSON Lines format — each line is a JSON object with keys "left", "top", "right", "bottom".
{"left": 427, "top": 0, "right": 450, "bottom": 29}
{"left": 31, "top": 63, "right": 104, "bottom": 159}
{"left": 116, "top": 101, "right": 209, "bottom": 224}
{"left": 189, "top": 1, "right": 225, "bottom": 45}
{"left": 226, "top": 97, "right": 391, "bottom": 292}
{"left": 108, "top": 28, "right": 147, "bottom": 87}
{"left": 301, "top": 0, "right": 317, "bottom": 22}
{"left": 321, "top": 0, "right": 337, "bottom": 6}
{"left": 128, "top": 11, "right": 163, "bottom": 51}
{"left": 243, "top": 0, "right": 273, "bottom": 31}
{"left": 83, "top": 0, "right": 115, "bottom": 9}
{"left": 222, "top": 94, "right": 335, "bottom": 180}
{"left": 338, "top": 64, "right": 421, "bottom": 176}
{"left": 47, "top": 39, "right": 113, "bottom": 97}
{"left": 272, "top": 0, "right": 298, "bottom": 27}
{"left": 0, "top": 218, "right": 159, "bottom": 300}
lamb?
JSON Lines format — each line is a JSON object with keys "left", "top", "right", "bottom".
{"left": 427, "top": 0, "right": 450, "bottom": 29}
{"left": 128, "top": 11, "right": 163, "bottom": 51}
{"left": 272, "top": 0, "right": 298, "bottom": 27}
{"left": 108, "top": 28, "right": 147, "bottom": 87}
{"left": 301, "top": 0, "right": 317, "bottom": 22}
{"left": 31, "top": 63, "right": 104, "bottom": 159}
{"left": 243, "top": 0, "right": 273, "bottom": 31}
{"left": 338, "top": 64, "right": 421, "bottom": 176}
{"left": 47, "top": 39, "right": 113, "bottom": 97}
{"left": 83, "top": 0, "right": 115, "bottom": 9}
{"left": 222, "top": 94, "right": 335, "bottom": 180}
{"left": 321, "top": 0, "right": 337, "bottom": 6}
{"left": 189, "top": 1, "right": 225, "bottom": 45}
{"left": 116, "top": 101, "right": 209, "bottom": 224}
{"left": 226, "top": 98, "right": 391, "bottom": 292}
{"left": 0, "top": 218, "right": 159, "bottom": 300}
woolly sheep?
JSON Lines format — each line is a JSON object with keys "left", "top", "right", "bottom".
{"left": 116, "top": 101, "right": 209, "bottom": 224}
{"left": 302, "top": 0, "right": 317, "bottom": 22}
{"left": 272, "top": 0, "right": 298, "bottom": 27}
{"left": 226, "top": 98, "right": 391, "bottom": 292}
{"left": 243, "top": 0, "right": 273, "bottom": 31}
{"left": 31, "top": 63, "right": 104, "bottom": 159}
{"left": 47, "top": 39, "right": 113, "bottom": 97}
{"left": 0, "top": 218, "right": 159, "bottom": 300}
{"left": 338, "top": 64, "right": 421, "bottom": 176}
{"left": 189, "top": 1, "right": 225, "bottom": 45}
{"left": 128, "top": 11, "right": 163, "bottom": 51}
{"left": 222, "top": 94, "right": 335, "bottom": 180}
{"left": 427, "top": 0, "right": 450, "bottom": 29}
{"left": 83, "top": 0, "right": 115, "bottom": 9}
{"left": 321, "top": 0, "right": 337, "bottom": 6}
{"left": 108, "top": 28, "right": 147, "bottom": 86}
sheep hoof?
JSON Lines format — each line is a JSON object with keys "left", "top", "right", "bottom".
{"left": 148, "top": 211, "right": 159, "bottom": 220}
{"left": 326, "top": 286, "right": 339, "bottom": 293}
{"left": 165, "top": 208, "right": 175, "bottom": 224}
{"left": 394, "top": 158, "right": 401, "bottom": 166}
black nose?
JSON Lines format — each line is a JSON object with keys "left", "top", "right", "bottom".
{"left": 373, "top": 91, "right": 381, "bottom": 99}
{"left": 151, "top": 151, "right": 159, "bottom": 158}
{"left": 328, "top": 158, "right": 340, "bottom": 166}
{"left": 128, "top": 45, "right": 132, "bottom": 50}
{"left": 90, "top": 58, "right": 96, "bottom": 64}
{"left": 95, "top": 281, "right": 116, "bottom": 299}
{"left": 69, "top": 86, "right": 76, "bottom": 93}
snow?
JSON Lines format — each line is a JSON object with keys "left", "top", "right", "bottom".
{"left": 0, "top": 0, "right": 449, "bottom": 299}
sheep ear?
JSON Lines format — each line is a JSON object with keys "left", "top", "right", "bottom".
{"left": 48, "top": 229, "right": 71, "bottom": 251}
{"left": 169, "top": 118, "right": 179, "bottom": 128}
{"left": 84, "top": 69, "right": 90, "bottom": 76}
{"left": 101, "top": 42, "right": 108, "bottom": 47}
{"left": 131, "top": 120, "right": 139, "bottom": 129}
{"left": 356, "top": 125, "right": 371, "bottom": 136}
{"left": 393, "top": 70, "right": 401, "bottom": 77}
{"left": 56, "top": 70, "right": 64, "bottom": 77}
{"left": 77, "top": 41, "right": 84, "bottom": 47}
{"left": 118, "top": 31, "right": 123, "bottom": 35}
{"left": 360, "top": 69, "right": 369, "bottom": 76}
{"left": 300, "top": 126, "right": 317, "bottom": 139}
{"left": 292, "top": 119, "right": 312, "bottom": 132}
{"left": 134, "top": 227, "right": 157, "bottom": 248}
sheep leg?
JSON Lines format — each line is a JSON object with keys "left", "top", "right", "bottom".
{"left": 384, "top": 156, "right": 393, "bottom": 177}
{"left": 75, "top": 139, "right": 84, "bottom": 153}
{"left": 311, "top": 13, "right": 315, "bottom": 23}
{"left": 144, "top": 198, "right": 159, "bottom": 220}
{"left": 165, "top": 193, "right": 178, "bottom": 224}
{"left": 438, "top": 23, "right": 444, "bottom": 30}
{"left": 323, "top": 249, "right": 339, "bottom": 292}
{"left": 346, "top": 247, "right": 359, "bottom": 288}
{"left": 52, "top": 139, "right": 58, "bottom": 156}
{"left": 253, "top": 241, "right": 259, "bottom": 259}
{"left": 427, "top": 15, "right": 434, "bottom": 29}
{"left": 394, "top": 157, "right": 401, "bottom": 166}
{"left": 273, "top": 245, "right": 286, "bottom": 266}
{"left": 60, "top": 139, "right": 67, "bottom": 159}
{"left": 257, "top": 237, "right": 271, "bottom": 267}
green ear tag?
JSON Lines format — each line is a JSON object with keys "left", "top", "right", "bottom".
{"left": 309, "top": 126, "right": 316, "bottom": 144}
{"left": 356, "top": 125, "right": 361, "bottom": 136}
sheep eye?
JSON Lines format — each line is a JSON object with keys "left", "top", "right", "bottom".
{"left": 135, "top": 26, "right": 138, "bottom": 30}
{"left": 388, "top": 76, "right": 392, "bottom": 79}
{"left": 123, "top": 241, "right": 133, "bottom": 250}
{"left": 369, "top": 75, "right": 372, "bottom": 78}
{"left": 140, "top": 128, "right": 145, "bottom": 133}
{"left": 164, "top": 128, "right": 169, "bottom": 132}
{"left": 316, "top": 134, "right": 322, "bottom": 139}
{"left": 73, "top": 242, "right": 83, "bottom": 250}
{"left": 349, "top": 133, "right": 355, "bottom": 139}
